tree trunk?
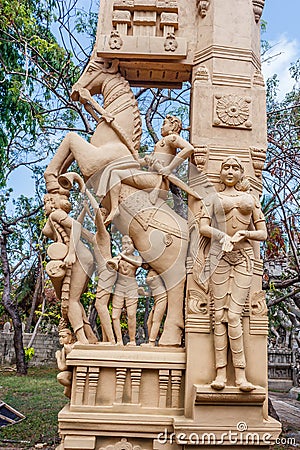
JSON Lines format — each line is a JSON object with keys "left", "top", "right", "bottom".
{"left": 25, "top": 258, "right": 42, "bottom": 333}
{"left": 170, "top": 182, "right": 187, "bottom": 219}
{"left": 143, "top": 296, "right": 149, "bottom": 341}
{"left": 0, "top": 231, "right": 27, "bottom": 375}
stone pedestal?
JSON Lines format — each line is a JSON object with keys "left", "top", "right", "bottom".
{"left": 58, "top": 345, "right": 186, "bottom": 448}
{"left": 57, "top": 345, "right": 281, "bottom": 449}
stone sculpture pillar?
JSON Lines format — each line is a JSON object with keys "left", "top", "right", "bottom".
{"left": 179, "top": 0, "right": 278, "bottom": 442}
{"left": 50, "top": 1, "right": 282, "bottom": 448}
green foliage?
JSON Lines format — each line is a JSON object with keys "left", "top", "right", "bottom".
{"left": 24, "top": 346, "right": 35, "bottom": 362}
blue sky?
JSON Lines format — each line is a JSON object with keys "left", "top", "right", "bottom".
{"left": 262, "top": 0, "right": 300, "bottom": 98}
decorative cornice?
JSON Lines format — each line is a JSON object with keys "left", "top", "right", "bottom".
{"left": 194, "top": 45, "right": 261, "bottom": 71}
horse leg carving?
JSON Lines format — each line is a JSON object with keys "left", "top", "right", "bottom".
{"left": 44, "top": 132, "right": 100, "bottom": 192}
{"left": 159, "top": 279, "right": 185, "bottom": 346}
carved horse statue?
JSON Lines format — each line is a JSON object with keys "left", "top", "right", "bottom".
{"left": 44, "top": 58, "right": 188, "bottom": 346}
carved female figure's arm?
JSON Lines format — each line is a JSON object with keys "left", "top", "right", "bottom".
{"left": 198, "top": 201, "right": 233, "bottom": 253}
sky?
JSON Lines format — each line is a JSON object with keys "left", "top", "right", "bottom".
{"left": 262, "top": 0, "right": 300, "bottom": 99}
{"left": 8, "top": 0, "right": 300, "bottom": 199}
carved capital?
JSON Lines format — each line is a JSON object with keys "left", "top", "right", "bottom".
{"left": 112, "top": 10, "right": 132, "bottom": 24}
{"left": 252, "top": 0, "right": 265, "bottom": 23}
{"left": 194, "top": 65, "right": 210, "bottom": 83}
{"left": 160, "top": 12, "right": 178, "bottom": 28}
{"left": 250, "top": 146, "right": 266, "bottom": 178}
{"left": 253, "top": 70, "right": 265, "bottom": 87}
{"left": 193, "top": 145, "right": 208, "bottom": 172}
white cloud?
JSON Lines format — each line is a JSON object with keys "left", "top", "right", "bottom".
{"left": 262, "top": 34, "right": 300, "bottom": 100}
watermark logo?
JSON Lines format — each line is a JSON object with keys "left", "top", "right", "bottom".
{"left": 157, "top": 423, "right": 296, "bottom": 446}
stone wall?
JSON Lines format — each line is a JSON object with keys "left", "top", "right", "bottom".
{"left": 268, "top": 347, "right": 300, "bottom": 391}
{"left": 0, "top": 332, "right": 60, "bottom": 367}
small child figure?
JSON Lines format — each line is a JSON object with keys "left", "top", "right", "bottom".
{"left": 108, "top": 236, "right": 142, "bottom": 346}
{"left": 56, "top": 327, "right": 75, "bottom": 398}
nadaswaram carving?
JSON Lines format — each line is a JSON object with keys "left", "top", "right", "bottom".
{"left": 214, "top": 94, "right": 252, "bottom": 129}
{"left": 198, "top": 156, "right": 267, "bottom": 392}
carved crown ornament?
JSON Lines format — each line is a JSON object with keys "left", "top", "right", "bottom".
{"left": 213, "top": 94, "right": 252, "bottom": 129}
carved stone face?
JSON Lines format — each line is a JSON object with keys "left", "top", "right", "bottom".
{"left": 220, "top": 158, "right": 243, "bottom": 187}
{"left": 43, "top": 194, "right": 55, "bottom": 215}
{"left": 59, "top": 330, "right": 72, "bottom": 345}
{"left": 122, "top": 235, "right": 134, "bottom": 254}
{"left": 161, "top": 118, "right": 174, "bottom": 137}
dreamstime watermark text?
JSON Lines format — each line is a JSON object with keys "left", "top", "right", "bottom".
{"left": 157, "top": 422, "right": 296, "bottom": 446}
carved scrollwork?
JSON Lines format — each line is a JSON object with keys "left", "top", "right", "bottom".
{"left": 100, "top": 438, "right": 142, "bottom": 450}
{"left": 213, "top": 94, "right": 252, "bottom": 129}
{"left": 188, "top": 289, "right": 208, "bottom": 315}
{"left": 251, "top": 291, "right": 268, "bottom": 316}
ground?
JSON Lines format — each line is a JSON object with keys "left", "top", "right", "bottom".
{"left": 0, "top": 368, "right": 299, "bottom": 449}
{"left": 0, "top": 367, "right": 65, "bottom": 449}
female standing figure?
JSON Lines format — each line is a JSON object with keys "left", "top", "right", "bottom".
{"left": 198, "top": 156, "right": 267, "bottom": 392}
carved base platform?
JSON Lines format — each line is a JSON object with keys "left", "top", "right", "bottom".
{"left": 57, "top": 345, "right": 185, "bottom": 449}
{"left": 173, "top": 385, "right": 281, "bottom": 448}
{"left": 56, "top": 346, "right": 281, "bottom": 450}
